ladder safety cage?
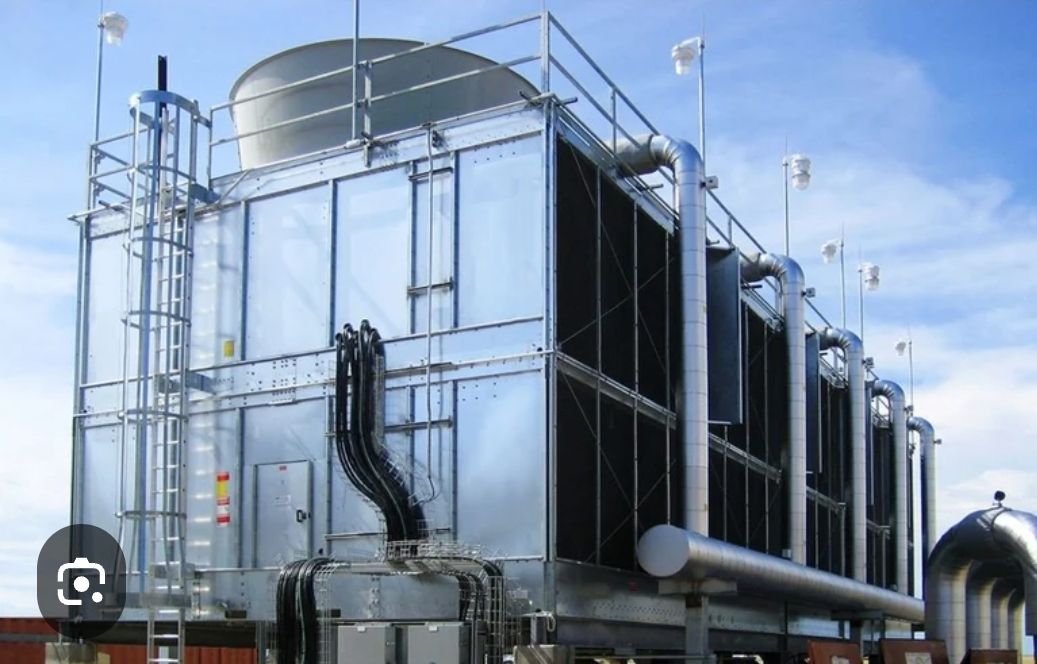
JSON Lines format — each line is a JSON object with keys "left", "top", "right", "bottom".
{"left": 86, "top": 88, "right": 214, "bottom": 664}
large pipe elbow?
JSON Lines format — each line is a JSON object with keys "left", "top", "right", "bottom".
{"left": 989, "top": 509, "right": 1037, "bottom": 634}
{"left": 741, "top": 252, "right": 808, "bottom": 564}
{"left": 874, "top": 379, "right": 910, "bottom": 593}
{"left": 926, "top": 507, "right": 1037, "bottom": 663}
{"left": 618, "top": 134, "right": 708, "bottom": 535}
{"left": 820, "top": 327, "right": 867, "bottom": 582}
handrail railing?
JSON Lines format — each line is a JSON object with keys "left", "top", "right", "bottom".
{"left": 204, "top": 10, "right": 845, "bottom": 357}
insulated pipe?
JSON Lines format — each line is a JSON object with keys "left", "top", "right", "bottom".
{"left": 908, "top": 416, "right": 938, "bottom": 559}
{"left": 966, "top": 562, "right": 1002, "bottom": 649}
{"left": 1007, "top": 589, "right": 1024, "bottom": 652}
{"left": 925, "top": 507, "right": 1037, "bottom": 664}
{"left": 990, "top": 578, "right": 1020, "bottom": 648}
{"left": 741, "top": 253, "right": 807, "bottom": 564}
{"left": 819, "top": 327, "right": 867, "bottom": 581}
{"left": 873, "top": 379, "right": 909, "bottom": 592}
{"left": 638, "top": 524, "right": 924, "bottom": 622}
{"left": 617, "top": 135, "right": 708, "bottom": 534}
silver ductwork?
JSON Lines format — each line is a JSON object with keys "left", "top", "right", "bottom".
{"left": 908, "top": 416, "right": 938, "bottom": 559}
{"left": 617, "top": 135, "right": 708, "bottom": 535}
{"left": 741, "top": 252, "right": 807, "bottom": 564}
{"left": 873, "top": 379, "right": 908, "bottom": 592}
{"left": 819, "top": 327, "right": 867, "bottom": 581}
{"left": 925, "top": 506, "right": 1037, "bottom": 663}
{"left": 966, "top": 561, "right": 1016, "bottom": 649}
{"left": 1007, "top": 589, "right": 1025, "bottom": 651}
{"left": 638, "top": 524, "right": 924, "bottom": 622}
{"left": 990, "top": 577, "right": 1021, "bottom": 649}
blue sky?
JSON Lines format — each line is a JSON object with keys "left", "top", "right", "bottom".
{"left": 1, "top": 0, "right": 1036, "bottom": 622}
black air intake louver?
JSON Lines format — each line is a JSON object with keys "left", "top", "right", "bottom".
{"left": 335, "top": 320, "right": 425, "bottom": 542}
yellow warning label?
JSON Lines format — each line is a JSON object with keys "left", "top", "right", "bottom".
{"left": 222, "top": 339, "right": 235, "bottom": 358}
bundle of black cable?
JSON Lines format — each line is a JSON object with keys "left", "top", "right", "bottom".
{"left": 335, "top": 320, "right": 425, "bottom": 543}
{"left": 275, "top": 557, "right": 331, "bottom": 664}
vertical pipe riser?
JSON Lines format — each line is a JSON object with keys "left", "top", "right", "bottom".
{"left": 741, "top": 253, "right": 807, "bottom": 564}
{"left": 616, "top": 134, "right": 709, "bottom": 535}
{"left": 875, "top": 380, "right": 908, "bottom": 592}
{"left": 822, "top": 328, "right": 867, "bottom": 582}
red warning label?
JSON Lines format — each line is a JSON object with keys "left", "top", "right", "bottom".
{"left": 216, "top": 471, "right": 231, "bottom": 526}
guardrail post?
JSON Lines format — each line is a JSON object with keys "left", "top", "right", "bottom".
{"left": 539, "top": 11, "right": 550, "bottom": 92}
{"left": 363, "top": 61, "right": 373, "bottom": 136}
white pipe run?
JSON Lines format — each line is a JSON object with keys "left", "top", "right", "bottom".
{"left": 925, "top": 507, "right": 1037, "bottom": 664}
{"left": 740, "top": 252, "right": 807, "bottom": 564}
{"left": 873, "top": 379, "right": 909, "bottom": 592}
{"left": 638, "top": 524, "right": 924, "bottom": 622}
{"left": 908, "top": 416, "right": 937, "bottom": 559}
{"left": 617, "top": 135, "right": 708, "bottom": 535}
{"left": 820, "top": 327, "right": 867, "bottom": 582}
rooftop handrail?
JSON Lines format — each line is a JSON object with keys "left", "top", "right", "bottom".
{"left": 203, "top": 10, "right": 845, "bottom": 351}
{"left": 210, "top": 13, "right": 542, "bottom": 114}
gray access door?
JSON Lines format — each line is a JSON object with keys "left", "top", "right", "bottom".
{"left": 254, "top": 461, "right": 312, "bottom": 566}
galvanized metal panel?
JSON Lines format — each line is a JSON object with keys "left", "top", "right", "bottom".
{"left": 191, "top": 207, "right": 244, "bottom": 368}
{"left": 242, "top": 400, "right": 326, "bottom": 565}
{"left": 212, "top": 109, "right": 545, "bottom": 206}
{"left": 245, "top": 186, "right": 331, "bottom": 358}
{"left": 706, "top": 245, "right": 742, "bottom": 424}
{"left": 404, "top": 623, "right": 469, "bottom": 664}
{"left": 254, "top": 460, "right": 312, "bottom": 566}
{"left": 412, "top": 168, "right": 455, "bottom": 333}
{"left": 338, "top": 623, "right": 398, "bottom": 664}
{"left": 85, "top": 234, "right": 129, "bottom": 383}
{"left": 335, "top": 167, "right": 412, "bottom": 338}
{"left": 185, "top": 411, "right": 241, "bottom": 569}
{"left": 456, "top": 136, "right": 544, "bottom": 326}
{"left": 80, "top": 425, "right": 121, "bottom": 540}
{"left": 455, "top": 370, "right": 546, "bottom": 557}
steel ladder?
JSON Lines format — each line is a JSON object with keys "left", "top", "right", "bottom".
{"left": 113, "top": 89, "right": 212, "bottom": 664}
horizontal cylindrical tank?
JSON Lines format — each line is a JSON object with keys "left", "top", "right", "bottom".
{"left": 230, "top": 39, "right": 538, "bottom": 168}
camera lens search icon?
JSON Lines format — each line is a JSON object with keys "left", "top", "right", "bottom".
{"left": 57, "top": 557, "right": 106, "bottom": 606}
{"left": 37, "top": 524, "right": 126, "bottom": 639}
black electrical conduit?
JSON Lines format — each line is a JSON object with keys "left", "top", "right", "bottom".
{"left": 335, "top": 320, "right": 425, "bottom": 543}
{"left": 276, "top": 321, "right": 505, "bottom": 663}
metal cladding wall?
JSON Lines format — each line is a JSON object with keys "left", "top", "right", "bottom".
{"left": 71, "top": 74, "right": 916, "bottom": 649}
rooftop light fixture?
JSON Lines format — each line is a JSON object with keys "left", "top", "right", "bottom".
{"left": 100, "top": 12, "right": 128, "bottom": 45}
{"left": 782, "top": 151, "right": 811, "bottom": 254}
